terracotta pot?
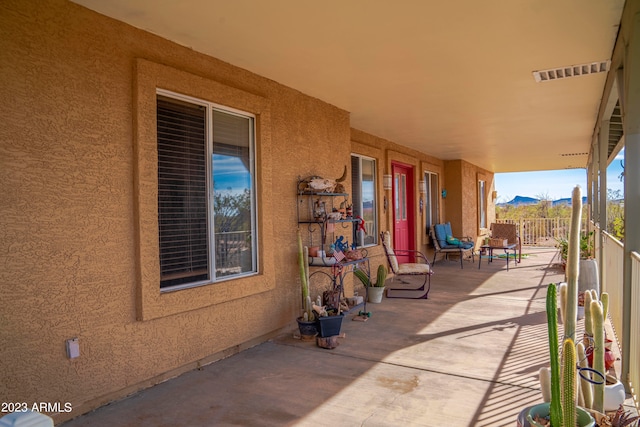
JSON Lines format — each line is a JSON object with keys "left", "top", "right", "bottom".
{"left": 586, "top": 338, "right": 616, "bottom": 371}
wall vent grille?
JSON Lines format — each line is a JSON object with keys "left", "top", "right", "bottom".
{"left": 533, "top": 61, "right": 610, "bottom": 82}
{"left": 560, "top": 152, "right": 589, "bottom": 157}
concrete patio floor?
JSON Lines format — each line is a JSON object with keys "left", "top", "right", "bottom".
{"left": 60, "top": 247, "right": 632, "bottom": 426}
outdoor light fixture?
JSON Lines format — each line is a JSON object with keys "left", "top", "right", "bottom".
{"left": 419, "top": 180, "right": 427, "bottom": 194}
{"left": 383, "top": 174, "right": 393, "bottom": 191}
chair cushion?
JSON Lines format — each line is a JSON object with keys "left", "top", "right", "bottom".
{"left": 397, "top": 263, "right": 430, "bottom": 275}
{"left": 446, "top": 235, "right": 460, "bottom": 245}
{"left": 434, "top": 224, "right": 448, "bottom": 247}
{"left": 382, "top": 231, "right": 399, "bottom": 273}
{"left": 460, "top": 241, "right": 474, "bottom": 250}
{"left": 444, "top": 222, "right": 453, "bottom": 237}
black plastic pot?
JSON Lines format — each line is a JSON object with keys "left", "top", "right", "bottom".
{"left": 315, "top": 313, "right": 344, "bottom": 337}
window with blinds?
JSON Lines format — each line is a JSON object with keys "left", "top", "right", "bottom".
{"left": 157, "top": 92, "right": 257, "bottom": 289}
{"left": 351, "top": 155, "right": 378, "bottom": 247}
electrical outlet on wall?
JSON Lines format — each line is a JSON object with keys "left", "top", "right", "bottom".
{"left": 66, "top": 338, "right": 80, "bottom": 359}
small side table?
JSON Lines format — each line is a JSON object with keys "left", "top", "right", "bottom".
{"left": 478, "top": 244, "right": 518, "bottom": 271}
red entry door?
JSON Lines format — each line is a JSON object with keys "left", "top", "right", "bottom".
{"left": 392, "top": 163, "right": 415, "bottom": 263}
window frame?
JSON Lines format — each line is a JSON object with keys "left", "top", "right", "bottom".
{"left": 156, "top": 89, "right": 259, "bottom": 292}
{"left": 478, "top": 179, "right": 487, "bottom": 229}
{"left": 424, "top": 171, "right": 440, "bottom": 231}
{"left": 350, "top": 154, "right": 378, "bottom": 248}
{"left": 134, "top": 58, "right": 274, "bottom": 321}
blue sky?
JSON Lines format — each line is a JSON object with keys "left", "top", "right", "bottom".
{"left": 495, "top": 148, "right": 625, "bottom": 203}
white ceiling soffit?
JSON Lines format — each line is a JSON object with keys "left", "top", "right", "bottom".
{"left": 72, "top": 0, "right": 625, "bottom": 173}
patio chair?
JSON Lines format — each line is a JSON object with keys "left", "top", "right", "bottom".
{"left": 380, "top": 231, "right": 433, "bottom": 299}
{"left": 490, "top": 223, "right": 522, "bottom": 263}
{"left": 430, "top": 222, "right": 475, "bottom": 268}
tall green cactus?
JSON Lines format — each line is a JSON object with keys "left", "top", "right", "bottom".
{"left": 577, "top": 341, "right": 593, "bottom": 410}
{"left": 375, "top": 264, "right": 388, "bottom": 287}
{"left": 297, "top": 229, "right": 315, "bottom": 321}
{"left": 559, "top": 283, "right": 568, "bottom": 325}
{"left": 601, "top": 292, "right": 609, "bottom": 321}
{"left": 591, "top": 299, "right": 605, "bottom": 413}
{"left": 584, "top": 290, "right": 594, "bottom": 337}
{"left": 564, "top": 186, "right": 582, "bottom": 342}
{"left": 562, "top": 338, "right": 577, "bottom": 427}
{"left": 547, "top": 283, "right": 562, "bottom": 427}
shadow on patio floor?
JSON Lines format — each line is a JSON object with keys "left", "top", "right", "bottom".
{"left": 62, "top": 247, "right": 575, "bottom": 426}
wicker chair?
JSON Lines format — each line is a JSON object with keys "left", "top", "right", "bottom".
{"left": 380, "top": 231, "right": 433, "bottom": 299}
{"left": 490, "top": 223, "right": 522, "bottom": 263}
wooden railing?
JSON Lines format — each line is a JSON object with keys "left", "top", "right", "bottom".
{"left": 601, "top": 232, "right": 625, "bottom": 349}
{"left": 495, "top": 218, "right": 588, "bottom": 246}
{"left": 598, "top": 228, "right": 639, "bottom": 408}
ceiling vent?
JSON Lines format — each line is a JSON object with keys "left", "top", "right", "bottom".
{"left": 560, "top": 152, "right": 589, "bottom": 157}
{"left": 533, "top": 61, "right": 610, "bottom": 83}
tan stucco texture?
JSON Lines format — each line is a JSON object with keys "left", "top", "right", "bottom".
{"left": 0, "top": 0, "right": 492, "bottom": 423}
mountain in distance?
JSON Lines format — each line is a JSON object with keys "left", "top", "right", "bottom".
{"left": 499, "top": 195, "right": 589, "bottom": 206}
{"left": 503, "top": 196, "right": 538, "bottom": 206}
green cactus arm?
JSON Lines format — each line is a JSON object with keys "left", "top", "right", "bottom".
{"left": 353, "top": 269, "right": 371, "bottom": 287}
{"left": 601, "top": 292, "right": 609, "bottom": 320}
{"left": 547, "top": 283, "right": 562, "bottom": 427}
{"left": 584, "top": 290, "right": 593, "bottom": 337}
{"left": 591, "top": 299, "right": 605, "bottom": 413}
{"left": 559, "top": 283, "right": 568, "bottom": 325}
{"left": 564, "top": 186, "right": 582, "bottom": 342}
{"left": 577, "top": 341, "right": 593, "bottom": 410}
{"left": 297, "top": 230, "right": 309, "bottom": 306}
{"left": 539, "top": 367, "right": 552, "bottom": 402}
{"left": 562, "top": 338, "right": 577, "bottom": 427}
{"left": 376, "top": 265, "right": 388, "bottom": 287}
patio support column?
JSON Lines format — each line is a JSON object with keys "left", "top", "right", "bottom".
{"left": 621, "top": 10, "right": 640, "bottom": 393}
{"left": 598, "top": 121, "right": 608, "bottom": 289}
{"left": 593, "top": 134, "right": 601, "bottom": 225}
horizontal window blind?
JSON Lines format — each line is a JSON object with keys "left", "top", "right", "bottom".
{"left": 157, "top": 96, "right": 209, "bottom": 287}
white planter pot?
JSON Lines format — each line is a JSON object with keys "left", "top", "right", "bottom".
{"left": 578, "top": 259, "right": 599, "bottom": 295}
{"left": 368, "top": 287, "right": 385, "bottom": 303}
{"left": 604, "top": 375, "right": 626, "bottom": 412}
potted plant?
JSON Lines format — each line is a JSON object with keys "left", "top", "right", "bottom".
{"left": 558, "top": 230, "right": 599, "bottom": 294}
{"left": 296, "top": 229, "right": 317, "bottom": 341}
{"left": 530, "top": 284, "right": 595, "bottom": 427}
{"left": 353, "top": 264, "right": 387, "bottom": 303}
{"left": 528, "top": 187, "right": 596, "bottom": 427}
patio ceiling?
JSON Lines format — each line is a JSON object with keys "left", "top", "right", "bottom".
{"left": 73, "top": 0, "right": 625, "bottom": 173}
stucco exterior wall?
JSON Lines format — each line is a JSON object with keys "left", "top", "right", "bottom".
{"left": 443, "top": 160, "right": 495, "bottom": 240}
{"left": 0, "top": 0, "right": 490, "bottom": 423}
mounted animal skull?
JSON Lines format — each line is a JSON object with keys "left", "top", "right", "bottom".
{"left": 299, "top": 165, "right": 347, "bottom": 193}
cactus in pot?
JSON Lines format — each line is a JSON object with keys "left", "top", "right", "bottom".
{"left": 353, "top": 264, "right": 387, "bottom": 288}
{"left": 531, "top": 283, "right": 594, "bottom": 427}
{"left": 297, "top": 229, "right": 315, "bottom": 322}
{"left": 354, "top": 265, "right": 388, "bottom": 303}
{"left": 530, "top": 187, "right": 595, "bottom": 427}
{"left": 564, "top": 186, "right": 582, "bottom": 342}
{"left": 591, "top": 299, "right": 606, "bottom": 413}
{"left": 546, "top": 283, "right": 563, "bottom": 427}
{"left": 561, "top": 338, "right": 578, "bottom": 427}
